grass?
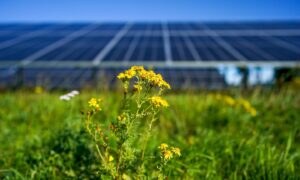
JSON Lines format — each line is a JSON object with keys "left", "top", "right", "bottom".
{"left": 0, "top": 88, "right": 300, "bottom": 179}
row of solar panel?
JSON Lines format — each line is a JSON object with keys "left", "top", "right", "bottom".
{"left": 1, "top": 23, "right": 299, "bottom": 47}
{"left": 0, "top": 33, "right": 299, "bottom": 61}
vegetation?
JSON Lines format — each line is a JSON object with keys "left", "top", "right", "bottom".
{"left": 0, "top": 68, "right": 300, "bottom": 179}
{"left": 83, "top": 66, "right": 180, "bottom": 179}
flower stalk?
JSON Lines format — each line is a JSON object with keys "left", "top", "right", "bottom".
{"left": 82, "top": 66, "right": 180, "bottom": 179}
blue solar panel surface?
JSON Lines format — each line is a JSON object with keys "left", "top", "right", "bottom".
{"left": 37, "top": 35, "right": 115, "bottom": 61}
{"left": 0, "top": 35, "right": 65, "bottom": 60}
{"left": 0, "top": 21, "right": 299, "bottom": 63}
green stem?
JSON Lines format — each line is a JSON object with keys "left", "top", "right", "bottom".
{"left": 95, "top": 144, "right": 105, "bottom": 162}
{"left": 141, "top": 111, "right": 158, "bottom": 161}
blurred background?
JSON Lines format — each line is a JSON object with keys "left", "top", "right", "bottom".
{"left": 0, "top": 0, "right": 300, "bottom": 90}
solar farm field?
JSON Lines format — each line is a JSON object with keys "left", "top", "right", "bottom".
{"left": 1, "top": 22, "right": 300, "bottom": 179}
{"left": 1, "top": 84, "right": 300, "bottom": 179}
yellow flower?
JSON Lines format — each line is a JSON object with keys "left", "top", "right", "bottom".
{"left": 130, "top": 66, "right": 144, "bottom": 72}
{"left": 162, "top": 81, "right": 171, "bottom": 89}
{"left": 122, "top": 173, "right": 131, "bottom": 180}
{"left": 109, "top": 155, "right": 114, "bottom": 162}
{"left": 133, "top": 84, "right": 142, "bottom": 92}
{"left": 117, "top": 66, "right": 171, "bottom": 90}
{"left": 224, "top": 96, "right": 236, "bottom": 106}
{"left": 238, "top": 98, "right": 257, "bottom": 116}
{"left": 88, "top": 98, "right": 102, "bottom": 111}
{"left": 117, "top": 69, "right": 136, "bottom": 81}
{"left": 88, "top": 98, "right": 98, "bottom": 107}
{"left": 117, "top": 114, "right": 126, "bottom": 122}
{"left": 247, "top": 107, "right": 257, "bottom": 117}
{"left": 158, "top": 143, "right": 168, "bottom": 150}
{"left": 139, "top": 69, "right": 149, "bottom": 80}
{"left": 117, "top": 72, "right": 126, "bottom": 80}
{"left": 125, "top": 69, "right": 136, "bottom": 78}
{"left": 148, "top": 72, "right": 171, "bottom": 89}
{"left": 149, "top": 96, "right": 169, "bottom": 108}
{"left": 238, "top": 98, "right": 251, "bottom": 109}
{"left": 34, "top": 86, "right": 43, "bottom": 94}
{"left": 163, "top": 150, "right": 173, "bottom": 160}
{"left": 171, "top": 147, "right": 181, "bottom": 156}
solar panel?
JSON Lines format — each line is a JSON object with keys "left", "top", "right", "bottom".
{"left": 170, "top": 36, "right": 195, "bottom": 61}
{"left": 0, "top": 24, "right": 51, "bottom": 31}
{"left": 94, "top": 23, "right": 125, "bottom": 31}
{"left": 194, "top": 36, "right": 241, "bottom": 61}
{"left": 0, "top": 35, "right": 65, "bottom": 61}
{"left": 129, "top": 23, "right": 162, "bottom": 31}
{"left": 170, "top": 35, "right": 239, "bottom": 61}
{"left": 202, "top": 22, "right": 246, "bottom": 30}
{"left": 275, "top": 36, "right": 300, "bottom": 47}
{"left": 55, "top": 24, "right": 91, "bottom": 30}
{"left": 167, "top": 22, "right": 204, "bottom": 31}
{"left": 126, "top": 23, "right": 162, "bottom": 36}
{"left": 103, "top": 34, "right": 165, "bottom": 61}
{"left": 128, "top": 35, "right": 165, "bottom": 61}
{"left": 82, "top": 24, "right": 125, "bottom": 37}
{"left": 37, "top": 35, "right": 114, "bottom": 61}
{"left": 238, "top": 22, "right": 300, "bottom": 30}
{"left": 33, "top": 24, "right": 92, "bottom": 36}
{"left": 204, "top": 21, "right": 300, "bottom": 30}
{"left": 223, "top": 36, "right": 300, "bottom": 60}
{"left": 222, "top": 36, "right": 275, "bottom": 60}
{"left": 103, "top": 35, "right": 136, "bottom": 61}
{"left": 0, "top": 35, "right": 18, "bottom": 43}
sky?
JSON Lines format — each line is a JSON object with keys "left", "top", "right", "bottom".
{"left": 0, "top": 0, "right": 300, "bottom": 22}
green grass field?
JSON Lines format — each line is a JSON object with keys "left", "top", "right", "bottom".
{"left": 0, "top": 88, "right": 300, "bottom": 179}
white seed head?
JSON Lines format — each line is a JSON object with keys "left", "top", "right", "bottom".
{"left": 59, "top": 95, "right": 71, "bottom": 101}
{"left": 71, "top": 90, "right": 79, "bottom": 95}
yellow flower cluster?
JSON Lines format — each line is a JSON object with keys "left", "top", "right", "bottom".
{"left": 117, "top": 68, "right": 136, "bottom": 80}
{"left": 159, "top": 143, "right": 168, "bottom": 150}
{"left": 144, "top": 70, "right": 171, "bottom": 89}
{"left": 215, "top": 94, "right": 257, "bottom": 117}
{"left": 117, "top": 66, "right": 171, "bottom": 90}
{"left": 149, "top": 96, "right": 169, "bottom": 108}
{"left": 238, "top": 98, "right": 257, "bottom": 117}
{"left": 224, "top": 96, "right": 236, "bottom": 106}
{"left": 117, "top": 113, "right": 127, "bottom": 122}
{"left": 216, "top": 94, "right": 236, "bottom": 106}
{"left": 171, "top": 147, "right": 181, "bottom": 156}
{"left": 88, "top": 98, "right": 102, "bottom": 111}
{"left": 158, "top": 143, "right": 181, "bottom": 160}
